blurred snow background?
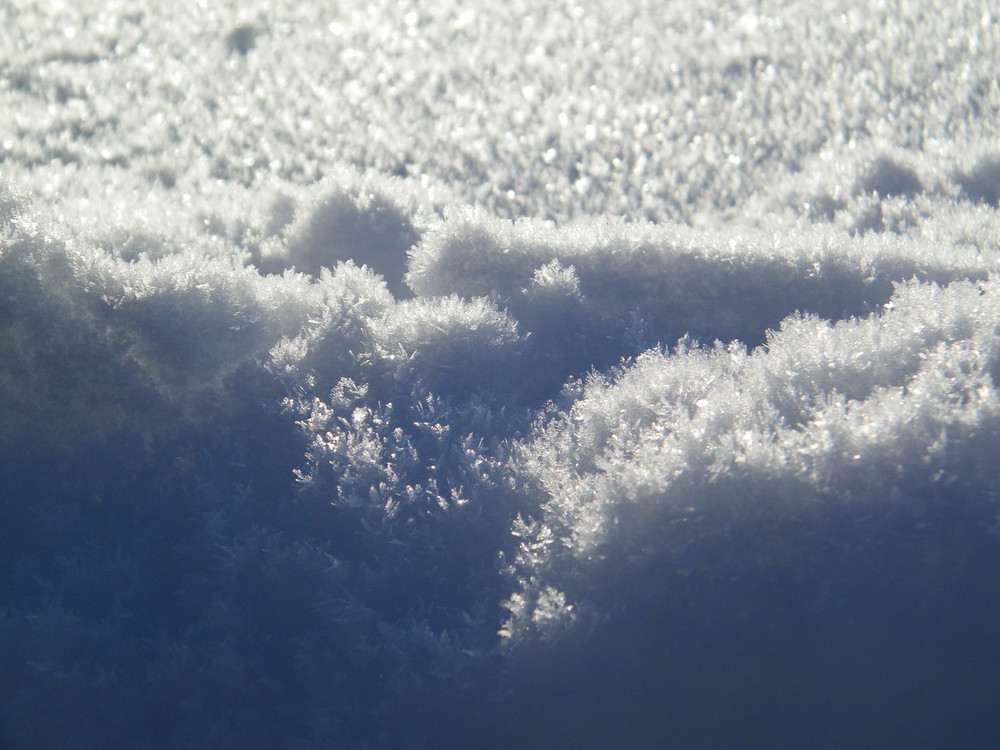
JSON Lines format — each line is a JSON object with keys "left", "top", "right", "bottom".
{"left": 1, "top": 1, "right": 999, "bottom": 748}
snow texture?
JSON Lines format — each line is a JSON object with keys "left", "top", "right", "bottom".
{"left": 2, "top": 1, "right": 1000, "bottom": 748}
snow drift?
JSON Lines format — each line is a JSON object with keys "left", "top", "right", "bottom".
{"left": 2, "top": 1, "right": 999, "bottom": 748}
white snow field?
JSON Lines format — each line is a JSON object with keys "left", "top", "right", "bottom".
{"left": 2, "top": 1, "right": 999, "bottom": 748}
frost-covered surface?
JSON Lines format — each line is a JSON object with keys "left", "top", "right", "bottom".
{"left": 2, "top": 1, "right": 1000, "bottom": 748}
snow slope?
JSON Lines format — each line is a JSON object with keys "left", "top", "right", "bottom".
{"left": 2, "top": 1, "right": 999, "bottom": 748}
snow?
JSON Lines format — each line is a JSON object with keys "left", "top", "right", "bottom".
{"left": 2, "top": 1, "right": 999, "bottom": 748}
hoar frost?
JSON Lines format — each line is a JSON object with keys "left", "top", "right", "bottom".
{"left": 2, "top": 0, "right": 999, "bottom": 747}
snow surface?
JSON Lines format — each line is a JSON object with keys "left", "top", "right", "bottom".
{"left": 2, "top": 1, "right": 1000, "bottom": 748}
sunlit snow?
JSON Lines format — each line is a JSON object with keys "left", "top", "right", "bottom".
{"left": 2, "top": 1, "right": 999, "bottom": 748}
